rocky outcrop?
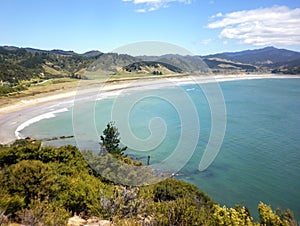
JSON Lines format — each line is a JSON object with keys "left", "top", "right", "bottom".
{"left": 68, "top": 216, "right": 111, "bottom": 226}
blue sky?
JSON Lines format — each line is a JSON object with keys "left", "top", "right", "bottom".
{"left": 0, "top": 0, "right": 299, "bottom": 55}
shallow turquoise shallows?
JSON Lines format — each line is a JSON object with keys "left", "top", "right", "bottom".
{"left": 20, "top": 78, "right": 300, "bottom": 220}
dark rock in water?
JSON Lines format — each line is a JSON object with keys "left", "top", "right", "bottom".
{"left": 59, "top": 135, "right": 74, "bottom": 139}
{"left": 25, "top": 137, "right": 37, "bottom": 142}
{"left": 40, "top": 135, "right": 74, "bottom": 142}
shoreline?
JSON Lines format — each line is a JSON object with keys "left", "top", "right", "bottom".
{"left": 0, "top": 73, "right": 299, "bottom": 144}
{"left": 1, "top": 73, "right": 299, "bottom": 116}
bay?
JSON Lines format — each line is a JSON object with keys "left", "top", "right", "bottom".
{"left": 20, "top": 78, "right": 300, "bottom": 220}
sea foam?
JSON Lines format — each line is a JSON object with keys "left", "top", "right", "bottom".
{"left": 15, "top": 108, "right": 69, "bottom": 139}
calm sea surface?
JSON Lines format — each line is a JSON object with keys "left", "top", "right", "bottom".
{"left": 20, "top": 78, "right": 300, "bottom": 220}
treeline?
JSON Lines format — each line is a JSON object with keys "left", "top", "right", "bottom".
{"left": 272, "top": 67, "right": 300, "bottom": 75}
{"left": 123, "top": 61, "right": 183, "bottom": 74}
{"left": 0, "top": 85, "right": 27, "bottom": 95}
{"left": 0, "top": 140, "right": 297, "bottom": 225}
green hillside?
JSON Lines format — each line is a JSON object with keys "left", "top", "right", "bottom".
{"left": 87, "top": 53, "right": 138, "bottom": 73}
{"left": 203, "top": 58, "right": 258, "bottom": 73}
{"left": 122, "top": 61, "right": 183, "bottom": 75}
{"left": 1, "top": 45, "right": 299, "bottom": 94}
{"left": 139, "top": 54, "right": 210, "bottom": 73}
{"left": 0, "top": 46, "right": 102, "bottom": 84}
{"left": 0, "top": 139, "right": 297, "bottom": 225}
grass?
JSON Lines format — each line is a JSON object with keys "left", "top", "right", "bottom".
{"left": 0, "top": 78, "right": 79, "bottom": 108}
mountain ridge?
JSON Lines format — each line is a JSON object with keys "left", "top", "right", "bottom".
{"left": 202, "top": 46, "right": 300, "bottom": 74}
{"left": 203, "top": 46, "right": 300, "bottom": 66}
{"left": 0, "top": 45, "right": 299, "bottom": 86}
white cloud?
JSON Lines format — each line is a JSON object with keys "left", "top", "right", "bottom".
{"left": 211, "top": 12, "right": 222, "bottom": 18}
{"left": 148, "top": 7, "right": 157, "bottom": 12}
{"left": 199, "top": 39, "right": 212, "bottom": 45}
{"left": 207, "top": 6, "right": 300, "bottom": 46}
{"left": 135, "top": 8, "right": 147, "bottom": 13}
{"left": 123, "top": 0, "right": 192, "bottom": 12}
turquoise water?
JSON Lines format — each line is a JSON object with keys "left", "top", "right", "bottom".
{"left": 20, "top": 78, "right": 300, "bottom": 220}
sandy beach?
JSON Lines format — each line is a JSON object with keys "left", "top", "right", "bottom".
{"left": 0, "top": 73, "right": 299, "bottom": 145}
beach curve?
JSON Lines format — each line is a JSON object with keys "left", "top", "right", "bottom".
{"left": 0, "top": 73, "right": 299, "bottom": 145}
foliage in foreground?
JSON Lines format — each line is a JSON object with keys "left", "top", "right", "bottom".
{"left": 0, "top": 140, "right": 298, "bottom": 225}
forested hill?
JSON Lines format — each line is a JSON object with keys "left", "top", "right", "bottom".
{"left": 0, "top": 45, "right": 299, "bottom": 87}
{"left": 202, "top": 46, "right": 300, "bottom": 74}
{"left": 122, "top": 61, "right": 184, "bottom": 74}
{"left": 0, "top": 46, "right": 102, "bottom": 84}
{"left": 203, "top": 47, "right": 300, "bottom": 66}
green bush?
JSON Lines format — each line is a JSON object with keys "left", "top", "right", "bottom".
{"left": 0, "top": 140, "right": 297, "bottom": 225}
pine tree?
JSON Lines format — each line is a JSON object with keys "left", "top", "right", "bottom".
{"left": 100, "top": 122, "right": 127, "bottom": 156}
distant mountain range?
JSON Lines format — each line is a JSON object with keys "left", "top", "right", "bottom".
{"left": 203, "top": 47, "right": 300, "bottom": 66}
{"left": 0, "top": 45, "right": 299, "bottom": 85}
{"left": 202, "top": 46, "right": 300, "bottom": 74}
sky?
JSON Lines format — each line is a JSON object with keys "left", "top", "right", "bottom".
{"left": 0, "top": 0, "right": 299, "bottom": 55}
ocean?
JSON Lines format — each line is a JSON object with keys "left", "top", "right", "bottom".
{"left": 19, "top": 78, "right": 300, "bottom": 220}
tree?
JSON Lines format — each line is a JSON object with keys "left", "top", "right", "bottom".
{"left": 100, "top": 122, "right": 127, "bottom": 156}
{"left": 258, "top": 202, "right": 296, "bottom": 226}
